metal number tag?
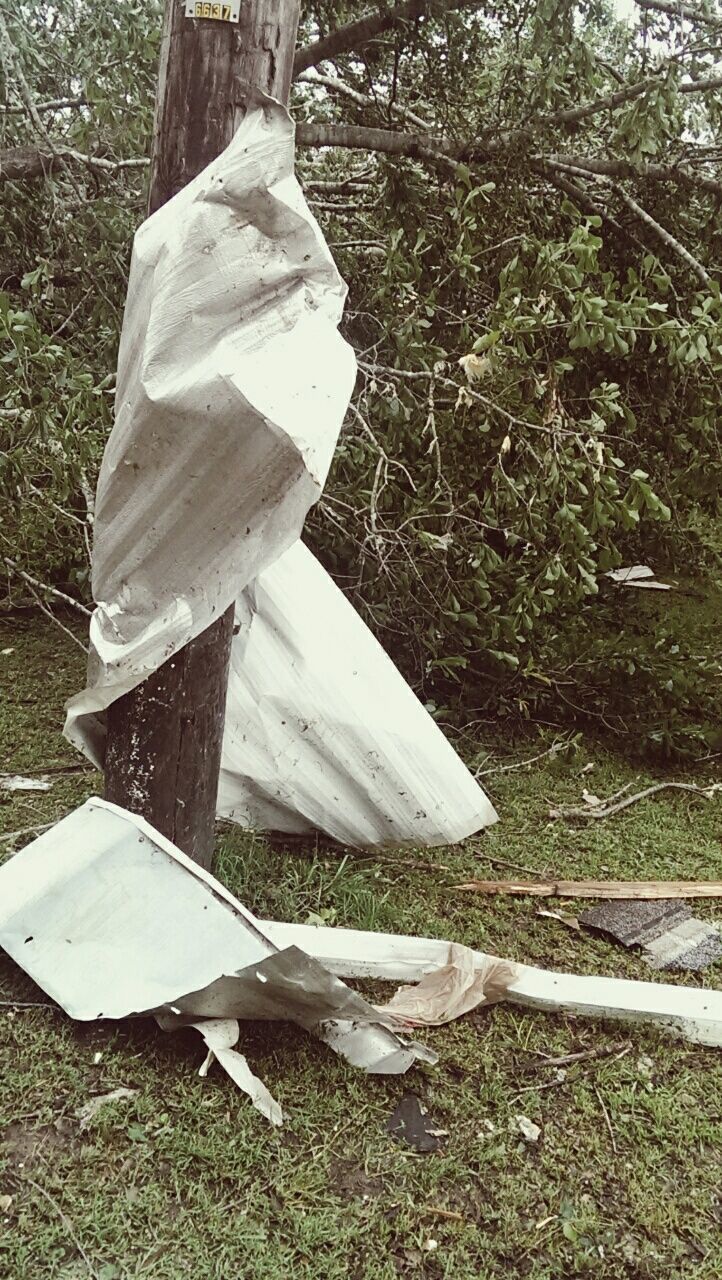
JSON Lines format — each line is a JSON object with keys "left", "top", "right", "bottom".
{"left": 184, "top": 1, "right": 240, "bottom": 20}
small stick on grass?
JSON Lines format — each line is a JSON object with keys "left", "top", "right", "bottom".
{"left": 534, "top": 1042, "right": 629, "bottom": 1070}
{"left": 549, "top": 780, "right": 720, "bottom": 821}
{"left": 594, "top": 1085, "right": 618, "bottom": 1156}
{"left": 14, "top": 1177, "right": 98, "bottom": 1279}
{"left": 0, "top": 822, "right": 55, "bottom": 844}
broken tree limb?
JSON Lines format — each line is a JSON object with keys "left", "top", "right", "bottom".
{"left": 293, "top": 0, "right": 481, "bottom": 76}
{"left": 453, "top": 879, "right": 722, "bottom": 900}
{"left": 3, "top": 557, "right": 91, "bottom": 616}
{"left": 549, "top": 780, "right": 720, "bottom": 820}
{"left": 635, "top": 0, "right": 721, "bottom": 25}
{"left": 531, "top": 1042, "right": 629, "bottom": 1070}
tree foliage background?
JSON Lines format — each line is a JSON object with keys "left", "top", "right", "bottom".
{"left": 1, "top": 0, "right": 721, "bottom": 754}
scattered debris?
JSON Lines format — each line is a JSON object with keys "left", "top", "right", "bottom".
{"left": 0, "top": 1194, "right": 11, "bottom": 1212}
{"left": 636, "top": 1054, "right": 654, "bottom": 1084}
{"left": 549, "top": 780, "right": 720, "bottom": 821}
{"left": 1, "top": 775, "right": 52, "bottom": 793}
{"left": 579, "top": 899, "right": 722, "bottom": 971}
{"left": 455, "top": 878, "right": 722, "bottom": 900}
{"left": 1, "top": 648, "right": 13, "bottom": 656}
{"left": 2, "top": 799, "right": 722, "bottom": 1131}
{"left": 386, "top": 1094, "right": 442, "bottom": 1153}
{"left": 536, "top": 907, "right": 581, "bottom": 932}
{"left": 605, "top": 564, "right": 675, "bottom": 590}
{"left": 264, "top": 922, "right": 722, "bottom": 1046}
{"left": 0, "top": 798, "right": 435, "bottom": 1124}
{"left": 515, "top": 1115, "right": 541, "bottom": 1144}
{"left": 76, "top": 1087, "right": 137, "bottom": 1131}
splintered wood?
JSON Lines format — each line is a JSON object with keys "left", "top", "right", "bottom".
{"left": 454, "top": 880, "right": 722, "bottom": 900}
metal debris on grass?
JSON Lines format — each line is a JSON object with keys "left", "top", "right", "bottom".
{"left": 2, "top": 799, "right": 722, "bottom": 1129}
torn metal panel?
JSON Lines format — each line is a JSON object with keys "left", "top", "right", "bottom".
{"left": 63, "top": 97, "right": 496, "bottom": 849}
{"left": 262, "top": 921, "right": 722, "bottom": 1047}
{"left": 0, "top": 799, "right": 433, "bottom": 1089}
{"left": 217, "top": 542, "right": 497, "bottom": 845}
{"left": 579, "top": 899, "right": 722, "bottom": 971}
{"left": 64, "top": 97, "right": 355, "bottom": 765}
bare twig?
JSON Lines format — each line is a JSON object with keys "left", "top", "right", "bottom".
{"left": 475, "top": 740, "right": 566, "bottom": 778}
{"left": 0, "top": 95, "right": 88, "bottom": 114}
{"left": 0, "top": 999, "right": 59, "bottom": 1010}
{"left": 0, "top": 822, "right": 55, "bottom": 843}
{"left": 23, "top": 585, "right": 89, "bottom": 654}
{"left": 3, "top": 557, "right": 91, "bottom": 616}
{"left": 613, "top": 184, "right": 711, "bottom": 286}
{"left": 454, "top": 877, "right": 722, "bottom": 899}
{"left": 594, "top": 1085, "right": 618, "bottom": 1155}
{"left": 549, "top": 780, "right": 720, "bottom": 820}
{"left": 533, "top": 1043, "right": 630, "bottom": 1070}
{"left": 19, "top": 1177, "right": 99, "bottom": 1278}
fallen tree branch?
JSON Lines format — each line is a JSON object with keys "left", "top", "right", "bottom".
{"left": 296, "top": 120, "right": 459, "bottom": 165}
{"left": 0, "top": 145, "right": 148, "bottom": 184}
{"left": 612, "top": 183, "right": 711, "bottom": 285}
{"left": 294, "top": 0, "right": 481, "bottom": 76}
{"left": 3, "top": 557, "right": 91, "bottom": 616}
{"left": 549, "top": 780, "right": 720, "bottom": 820}
{"left": 635, "top": 0, "right": 722, "bottom": 26}
{"left": 454, "top": 876, "right": 722, "bottom": 899}
{"left": 547, "top": 152, "right": 722, "bottom": 197}
{"left": 0, "top": 95, "right": 88, "bottom": 115}
{"left": 549, "top": 73, "right": 722, "bottom": 128}
{"left": 297, "top": 69, "right": 432, "bottom": 130}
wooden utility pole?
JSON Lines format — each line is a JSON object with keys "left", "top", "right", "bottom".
{"left": 104, "top": 0, "right": 301, "bottom": 869}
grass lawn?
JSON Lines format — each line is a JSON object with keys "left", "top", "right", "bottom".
{"left": 1, "top": 614, "right": 721, "bottom": 1279}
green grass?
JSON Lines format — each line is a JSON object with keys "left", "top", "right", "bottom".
{"left": 1, "top": 614, "right": 721, "bottom": 1278}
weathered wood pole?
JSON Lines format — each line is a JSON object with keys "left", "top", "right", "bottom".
{"left": 104, "top": 0, "right": 301, "bottom": 868}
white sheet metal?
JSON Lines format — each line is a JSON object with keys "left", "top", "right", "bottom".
{"left": 0, "top": 800, "right": 433, "bottom": 1087}
{"left": 63, "top": 95, "right": 496, "bottom": 848}
{"left": 263, "top": 921, "right": 722, "bottom": 1047}
{"left": 218, "top": 541, "right": 497, "bottom": 843}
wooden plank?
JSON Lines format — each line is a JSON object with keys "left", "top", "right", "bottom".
{"left": 104, "top": 0, "right": 301, "bottom": 869}
{"left": 453, "top": 879, "right": 722, "bottom": 899}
